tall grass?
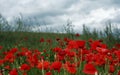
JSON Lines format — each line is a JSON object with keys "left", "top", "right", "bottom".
{"left": 0, "top": 13, "right": 120, "bottom": 48}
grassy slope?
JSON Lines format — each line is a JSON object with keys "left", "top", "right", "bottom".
{"left": 0, "top": 32, "right": 75, "bottom": 50}
{"left": 0, "top": 31, "right": 119, "bottom": 50}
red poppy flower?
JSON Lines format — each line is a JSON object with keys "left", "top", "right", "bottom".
{"left": 76, "top": 40, "right": 85, "bottom": 48}
{"left": 93, "top": 53, "right": 106, "bottom": 66}
{"left": 56, "top": 37, "right": 60, "bottom": 41}
{"left": 66, "top": 51, "right": 76, "bottom": 57}
{"left": 20, "top": 64, "right": 30, "bottom": 71}
{"left": 64, "top": 62, "right": 76, "bottom": 74}
{"left": 0, "top": 60, "right": 4, "bottom": 66}
{"left": 56, "top": 55, "right": 64, "bottom": 61}
{"left": 40, "top": 38, "right": 44, "bottom": 42}
{"left": 53, "top": 47, "right": 62, "bottom": 53}
{"left": 9, "top": 68, "right": 18, "bottom": 75}
{"left": 4, "top": 53, "right": 15, "bottom": 63}
{"left": 114, "top": 51, "right": 120, "bottom": 60}
{"left": 75, "top": 33, "right": 80, "bottom": 37}
{"left": 26, "top": 54, "right": 39, "bottom": 67}
{"left": 37, "top": 61, "right": 50, "bottom": 70}
{"left": 47, "top": 39, "right": 52, "bottom": 44}
{"left": 57, "top": 50, "right": 66, "bottom": 61}
{"left": 90, "top": 40, "right": 101, "bottom": 50}
{"left": 83, "top": 63, "right": 97, "bottom": 75}
{"left": 25, "top": 50, "right": 32, "bottom": 56}
{"left": 109, "top": 65, "right": 115, "bottom": 73}
{"left": 21, "top": 47, "right": 28, "bottom": 51}
{"left": 5, "top": 65, "right": 11, "bottom": 70}
{"left": 17, "top": 51, "right": 26, "bottom": 57}
{"left": 85, "top": 53, "right": 94, "bottom": 63}
{"left": 33, "top": 49, "right": 41, "bottom": 55}
{"left": 115, "top": 44, "right": 120, "bottom": 49}
{"left": 58, "top": 50, "right": 66, "bottom": 56}
{"left": 50, "top": 61, "right": 62, "bottom": 72}
{"left": 67, "top": 40, "right": 78, "bottom": 49}
{"left": 45, "top": 72, "right": 52, "bottom": 75}
{"left": 58, "top": 40, "right": 64, "bottom": 47}
{"left": 64, "top": 37, "right": 70, "bottom": 42}
{"left": 96, "top": 47, "right": 109, "bottom": 54}
{"left": 9, "top": 48, "right": 18, "bottom": 54}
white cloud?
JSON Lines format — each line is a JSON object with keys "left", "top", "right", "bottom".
{"left": 69, "top": 8, "right": 120, "bottom": 30}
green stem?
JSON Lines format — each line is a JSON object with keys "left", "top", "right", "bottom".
{"left": 42, "top": 60, "right": 44, "bottom": 75}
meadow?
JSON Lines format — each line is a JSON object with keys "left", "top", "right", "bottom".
{"left": 0, "top": 16, "right": 120, "bottom": 75}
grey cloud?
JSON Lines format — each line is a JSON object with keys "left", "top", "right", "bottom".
{"left": 112, "top": 0, "right": 120, "bottom": 6}
{"left": 0, "top": 0, "right": 120, "bottom": 32}
{"left": 62, "top": 0, "right": 79, "bottom": 8}
{"left": 77, "top": 0, "right": 120, "bottom": 15}
{"left": 110, "top": 13, "right": 120, "bottom": 24}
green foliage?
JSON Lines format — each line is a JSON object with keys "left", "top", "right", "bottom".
{"left": 0, "top": 14, "right": 120, "bottom": 48}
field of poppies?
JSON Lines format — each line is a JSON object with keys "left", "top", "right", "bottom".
{"left": 0, "top": 31, "right": 120, "bottom": 75}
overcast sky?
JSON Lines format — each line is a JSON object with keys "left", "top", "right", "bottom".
{"left": 0, "top": 0, "right": 120, "bottom": 32}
